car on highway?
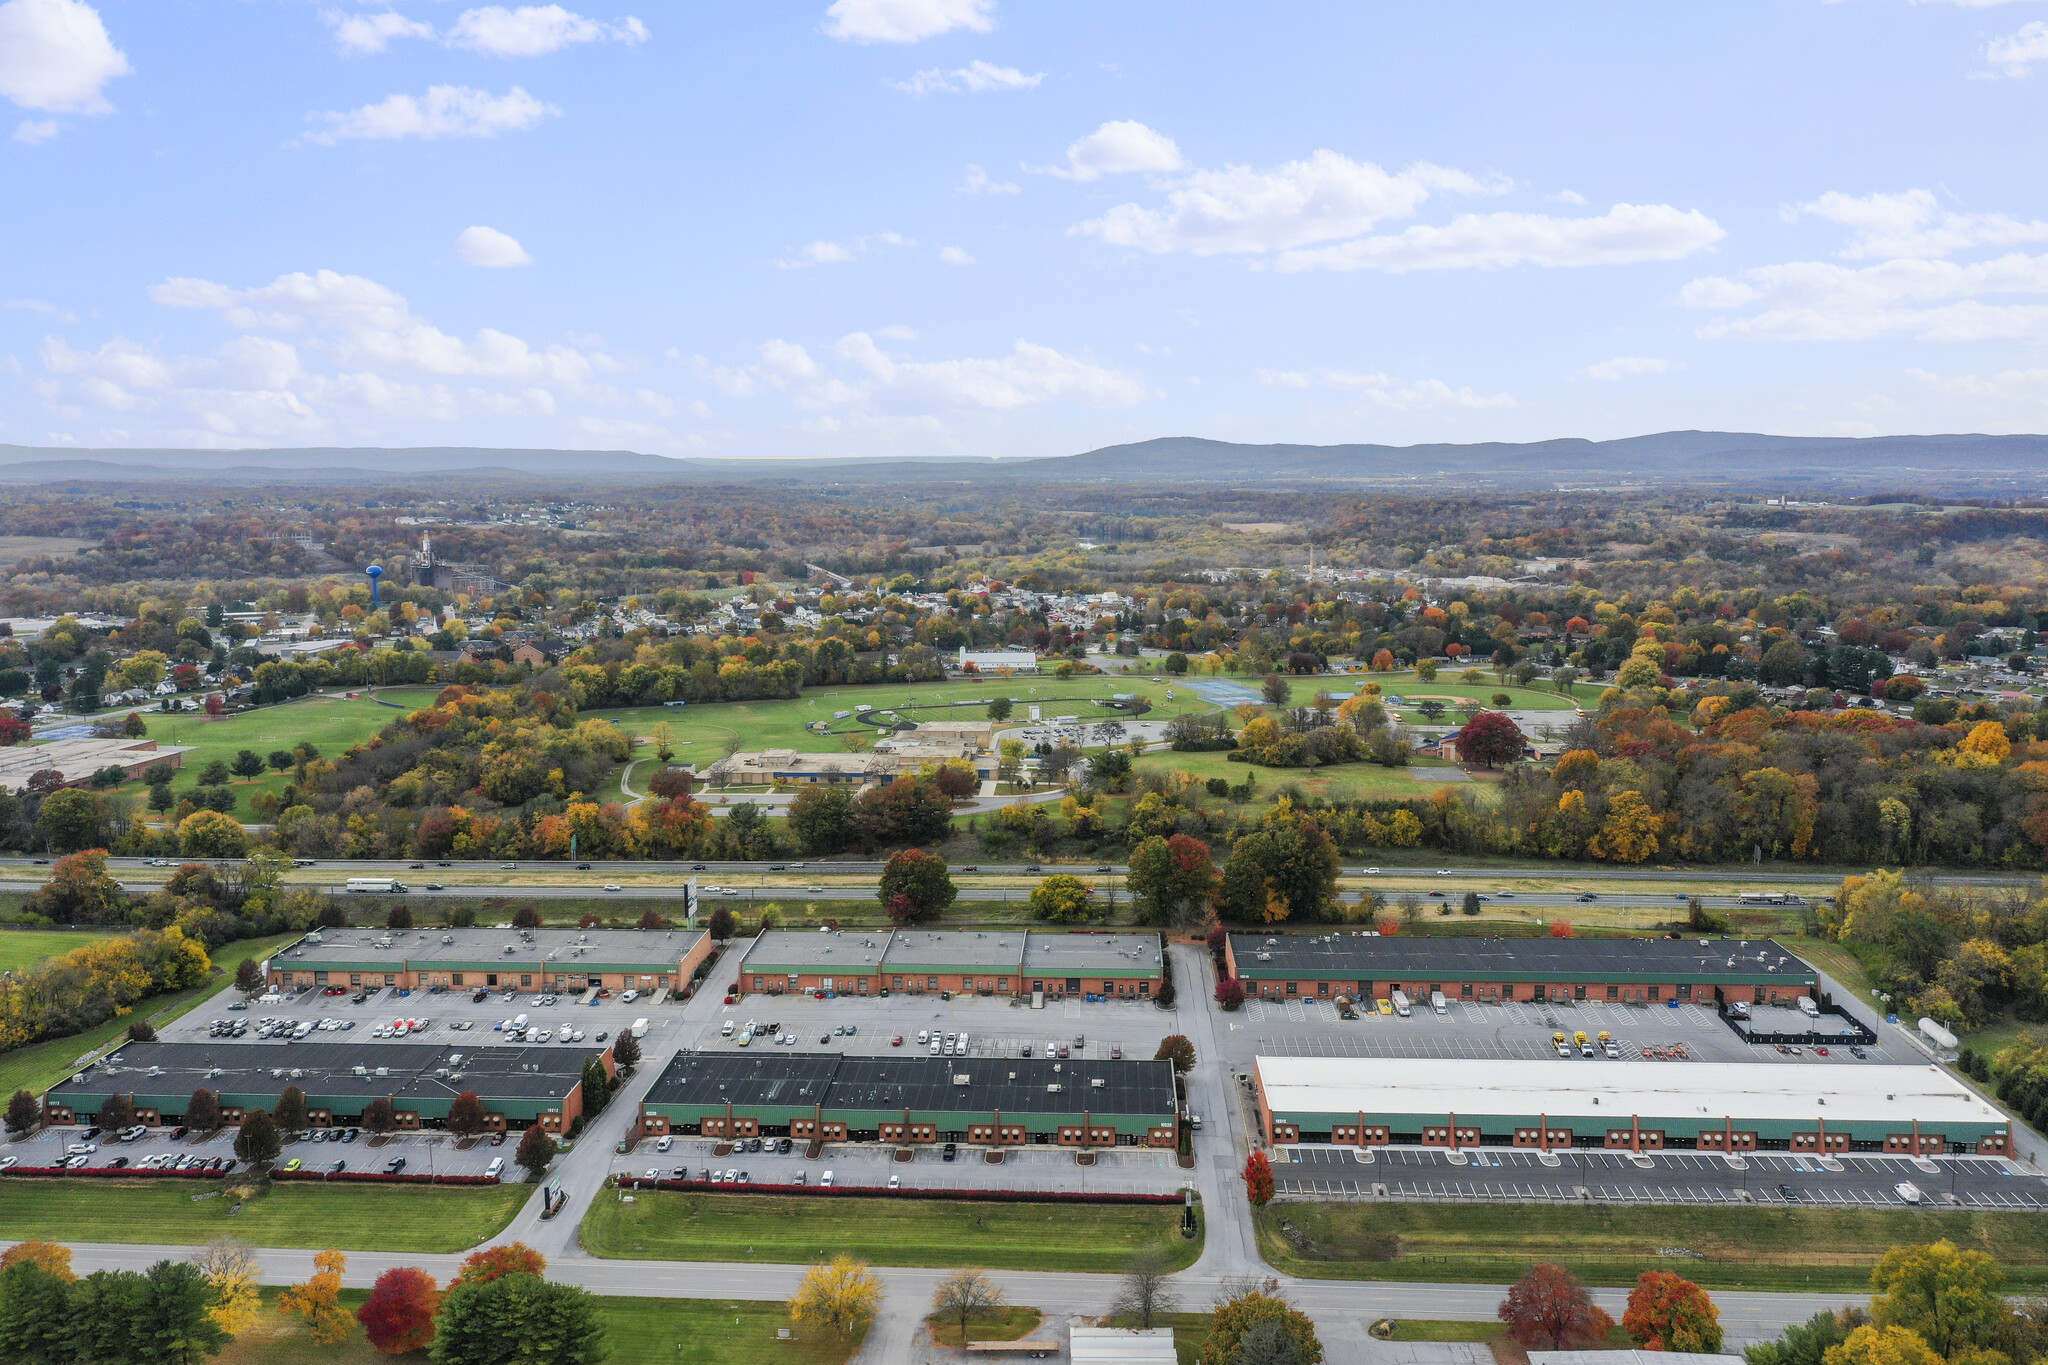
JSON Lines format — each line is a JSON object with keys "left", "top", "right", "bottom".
{"left": 1576, "top": 892, "right": 1598, "bottom": 902}
{"left": 576, "top": 862, "right": 592, "bottom": 870}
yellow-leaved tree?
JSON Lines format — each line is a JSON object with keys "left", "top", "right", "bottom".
{"left": 278, "top": 1248, "right": 352, "bottom": 1345}
{"left": 790, "top": 1254, "right": 882, "bottom": 1339}
{"left": 194, "top": 1238, "right": 263, "bottom": 1334}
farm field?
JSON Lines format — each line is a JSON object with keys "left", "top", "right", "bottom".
{"left": 582, "top": 1188, "right": 1202, "bottom": 1273}
{"left": 1130, "top": 749, "right": 1473, "bottom": 804}
{"left": 213, "top": 1287, "right": 863, "bottom": 1365}
{"left": 112, "top": 693, "right": 408, "bottom": 819}
{"left": 0, "top": 927, "right": 123, "bottom": 974}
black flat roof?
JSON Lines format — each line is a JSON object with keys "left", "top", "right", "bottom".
{"left": 644, "top": 1051, "right": 1176, "bottom": 1118}
{"left": 48, "top": 1040, "right": 599, "bottom": 1105}
{"left": 1228, "top": 933, "right": 1818, "bottom": 985}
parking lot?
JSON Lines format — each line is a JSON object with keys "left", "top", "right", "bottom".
{"left": 0, "top": 1118, "right": 515, "bottom": 1179}
{"left": 1274, "top": 1144, "right": 2047, "bottom": 1209}
{"left": 159, "top": 974, "right": 701, "bottom": 1058}
{"left": 614, "top": 1133, "right": 1191, "bottom": 1197}
{"left": 1212, "top": 995, "right": 1903, "bottom": 1070}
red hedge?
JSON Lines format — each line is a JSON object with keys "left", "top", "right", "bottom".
{"left": 618, "top": 1178, "right": 1181, "bottom": 1205}
{"left": 271, "top": 1169, "right": 501, "bottom": 1186}
{"left": 1, "top": 1166, "right": 219, "bottom": 1179}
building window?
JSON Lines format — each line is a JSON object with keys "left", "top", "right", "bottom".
{"left": 350, "top": 974, "right": 362, "bottom": 986}
{"left": 521, "top": 974, "right": 532, "bottom": 987}
{"left": 452, "top": 974, "right": 464, "bottom": 986}
{"left": 1573, "top": 985, "right": 1586, "bottom": 1000}
{"left": 1066, "top": 978, "right": 1081, "bottom": 993}
{"left": 1317, "top": 982, "right": 1329, "bottom": 996}
{"left": 1607, "top": 985, "right": 1619, "bottom": 1000}
{"left": 1286, "top": 982, "right": 1298, "bottom": 995}
{"left": 1460, "top": 983, "right": 1473, "bottom": 998}
{"left": 1648, "top": 986, "right": 1661, "bottom": 1002}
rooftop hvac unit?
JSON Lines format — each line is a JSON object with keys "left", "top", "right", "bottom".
{"left": 952, "top": 1074, "right": 971, "bottom": 1085}
{"left": 270, "top": 1068, "right": 284, "bottom": 1078}
{"left": 375, "top": 1067, "right": 390, "bottom": 1077}
{"left": 1046, "top": 1083, "right": 1062, "bottom": 1093}
{"left": 147, "top": 1066, "right": 163, "bottom": 1077}
{"left": 505, "top": 945, "right": 517, "bottom": 954}
{"left": 449, "top": 1054, "right": 463, "bottom": 1065}
{"left": 290, "top": 1069, "right": 304, "bottom": 1079}
{"left": 352, "top": 1066, "right": 367, "bottom": 1076}
{"left": 1090, "top": 1077, "right": 1106, "bottom": 1088}
{"left": 1256, "top": 952, "right": 1272, "bottom": 961}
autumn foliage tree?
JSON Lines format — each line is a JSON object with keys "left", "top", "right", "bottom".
{"left": 876, "top": 847, "right": 955, "bottom": 924}
{"left": 456, "top": 1243, "right": 546, "bottom": 1285}
{"left": 446, "top": 1092, "right": 487, "bottom": 1140}
{"left": 357, "top": 1266, "right": 442, "bottom": 1354}
{"left": 1456, "top": 710, "right": 1526, "bottom": 768}
{"left": 1215, "top": 977, "right": 1246, "bottom": 1010}
{"left": 1244, "top": 1150, "right": 1275, "bottom": 1206}
{"left": 1623, "top": 1271, "right": 1723, "bottom": 1353}
{"left": 1499, "top": 1263, "right": 1614, "bottom": 1349}
{"left": 789, "top": 1254, "right": 882, "bottom": 1339}
{"left": 1202, "top": 1290, "right": 1322, "bottom": 1365}
{"left": 278, "top": 1249, "right": 352, "bottom": 1346}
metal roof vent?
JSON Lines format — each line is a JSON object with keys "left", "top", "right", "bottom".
{"left": 375, "top": 1067, "right": 389, "bottom": 1077}
{"left": 1046, "top": 1083, "right": 1063, "bottom": 1093}
{"left": 1090, "top": 1077, "right": 1106, "bottom": 1088}
{"left": 952, "top": 1074, "right": 970, "bottom": 1086}
{"left": 352, "top": 1066, "right": 367, "bottom": 1076}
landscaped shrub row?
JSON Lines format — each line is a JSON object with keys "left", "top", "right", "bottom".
{"left": 271, "top": 1170, "right": 502, "bottom": 1186}
{"left": 622, "top": 1178, "right": 1183, "bottom": 1206}
{"left": 0, "top": 1166, "right": 219, "bottom": 1180}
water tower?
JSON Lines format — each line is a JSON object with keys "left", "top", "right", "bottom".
{"left": 366, "top": 564, "right": 383, "bottom": 607}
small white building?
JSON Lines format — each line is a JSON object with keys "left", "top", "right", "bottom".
{"left": 1070, "top": 1327, "right": 1176, "bottom": 1365}
{"left": 957, "top": 647, "right": 1039, "bottom": 673}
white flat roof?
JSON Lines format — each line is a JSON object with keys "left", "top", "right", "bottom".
{"left": 1256, "top": 1055, "right": 2004, "bottom": 1127}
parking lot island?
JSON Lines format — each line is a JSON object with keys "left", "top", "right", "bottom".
{"left": 639, "top": 1050, "right": 1179, "bottom": 1148}
{"left": 266, "top": 924, "right": 715, "bottom": 999}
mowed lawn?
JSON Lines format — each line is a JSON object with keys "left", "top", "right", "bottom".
{"left": 114, "top": 693, "right": 407, "bottom": 820}
{"left": 1257, "top": 1202, "right": 2048, "bottom": 1292}
{"left": 0, "top": 1179, "right": 528, "bottom": 1253}
{"left": 0, "top": 928, "right": 124, "bottom": 974}
{"left": 581, "top": 1189, "right": 1202, "bottom": 1273}
{"left": 1132, "top": 749, "right": 1471, "bottom": 804}
{"left": 589, "top": 676, "right": 1220, "bottom": 758}
{"left": 0, "top": 931, "right": 303, "bottom": 1098}
{"left": 213, "top": 1287, "right": 864, "bottom": 1365}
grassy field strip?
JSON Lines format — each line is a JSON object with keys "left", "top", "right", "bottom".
{"left": 0, "top": 931, "right": 303, "bottom": 1098}
{"left": 0, "top": 927, "right": 128, "bottom": 973}
{"left": 1256, "top": 1202, "right": 2048, "bottom": 1293}
{"left": 0, "top": 1179, "right": 529, "bottom": 1252}
{"left": 215, "top": 1286, "right": 862, "bottom": 1365}
{"left": 580, "top": 1188, "right": 1202, "bottom": 1274}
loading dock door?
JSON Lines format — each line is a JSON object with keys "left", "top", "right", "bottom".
{"left": 1032, "top": 988, "right": 1044, "bottom": 1009}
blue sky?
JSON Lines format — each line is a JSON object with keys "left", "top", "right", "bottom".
{"left": 3, "top": 0, "right": 2048, "bottom": 460}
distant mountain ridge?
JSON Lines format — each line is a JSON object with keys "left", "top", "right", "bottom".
{"left": 1, "top": 430, "right": 2044, "bottom": 487}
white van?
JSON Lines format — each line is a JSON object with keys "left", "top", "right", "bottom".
{"left": 621, "top": 989, "right": 639, "bottom": 1003}
{"left": 957, "top": 1033, "right": 969, "bottom": 1055}
{"left": 1895, "top": 1181, "right": 1923, "bottom": 1204}
{"left": 1391, "top": 989, "right": 1412, "bottom": 1018}
{"left": 486, "top": 1157, "right": 504, "bottom": 1177}
{"left": 513, "top": 1013, "right": 529, "bottom": 1029}
{"left": 631, "top": 1018, "right": 650, "bottom": 1039}
{"left": 1430, "top": 990, "right": 1447, "bottom": 1015}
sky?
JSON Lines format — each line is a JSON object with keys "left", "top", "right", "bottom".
{"left": 3, "top": 0, "right": 2048, "bottom": 461}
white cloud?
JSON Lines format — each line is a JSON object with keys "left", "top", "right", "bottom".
{"left": 1037, "top": 119, "right": 1183, "bottom": 182}
{"left": 447, "top": 6, "right": 648, "bottom": 57}
{"left": 875, "top": 325, "right": 919, "bottom": 340}
{"left": 456, "top": 225, "right": 535, "bottom": 267}
{"left": 12, "top": 116, "right": 58, "bottom": 143}
{"left": 774, "top": 233, "right": 914, "bottom": 268}
{"left": 1256, "top": 367, "right": 1513, "bottom": 411}
{"left": 1585, "top": 355, "right": 1675, "bottom": 381}
{"left": 939, "top": 246, "right": 975, "bottom": 265}
{"left": 1984, "top": 20, "right": 2048, "bottom": 75}
{"left": 0, "top": 0, "right": 130, "bottom": 114}
{"left": 957, "top": 163, "right": 1019, "bottom": 195}
{"left": 1548, "top": 189, "right": 1587, "bottom": 205}
{"left": 29, "top": 268, "right": 650, "bottom": 446}
{"left": 1078, "top": 148, "right": 1496, "bottom": 255}
{"left": 1910, "top": 365, "right": 2048, "bottom": 402}
{"left": 822, "top": 0, "right": 993, "bottom": 43}
{"left": 325, "top": 10, "right": 434, "bottom": 56}
{"left": 890, "top": 58, "right": 1040, "bottom": 95}
{"left": 306, "top": 85, "right": 557, "bottom": 143}
{"left": 1787, "top": 188, "right": 2048, "bottom": 258}
{"left": 1685, "top": 251, "right": 2048, "bottom": 341}
{"left": 1274, "top": 203, "right": 1723, "bottom": 273}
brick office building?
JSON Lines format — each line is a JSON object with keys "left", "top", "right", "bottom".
{"left": 1224, "top": 933, "right": 1819, "bottom": 1007}
{"left": 1253, "top": 1055, "right": 2014, "bottom": 1156}
{"left": 267, "top": 926, "right": 714, "bottom": 998}
{"left": 735, "top": 929, "right": 1164, "bottom": 1000}
{"left": 43, "top": 1039, "right": 613, "bottom": 1135}
{"left": 639, "top": 1050, "right": 1178, "bottom": 1148}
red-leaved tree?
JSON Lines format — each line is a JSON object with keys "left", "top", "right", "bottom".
{"left": 1549, "top": 920, "right": 1574, "bottom": 938}
{"left": 1499, "top": 1263, "right": 1614, "bottom": 1349}
{"left": 1456, "top": 710, "right": 1526, "bottom": 768}
{"left": 1243, "top": 1150, "right": 1275, "bottom": 1206}
{"left": 1215, "top": 977, "right": 1246, "bottom": 1010}
{"left": 356, "top": 1266, "right": 441, "bottom": 1354}
{"left": 455, "top": 1242, "right": 547, "bottom": 1285}
{"left": 1622, "top": 1271, "right": 1723, "bottom": 1353}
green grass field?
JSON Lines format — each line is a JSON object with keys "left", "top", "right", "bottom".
{"left": 214, "top": 1287, "right": 864, "bottom": 1365}
{"left": 1131, "top": 749, "right": 1472, "bottom": 804}
{"left": 115, "top": 693, "right": 408, "bottom": 819}
{"left": 0, "top": 931, "right": 302, "bottom": 1098}
{"left": 0, "top": 928, "right": 122, "bottom": 974}
{"left": 1257, "top": 1201, "right": 2048, "bottom": 1292}
{"left": 926, "top": 1306, "right": 1043, "bottom": 1347}
{"left": 587, "top": 676, "right": 1219, "bottom": 759}
{"left": 0, "top": 1178, "right": 528, "bottom": 1252}
{"left": 581, "top": 1189, "right": 1202, "bottom": 1273}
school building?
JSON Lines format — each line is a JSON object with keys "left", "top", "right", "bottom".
{"left": 1224, "top": 933, "right": 1820, "bottom": 1007}
{"left": 733, "top": 929, "right": 1165, "bottom": 1000}
{"left": 43, "top": 1039, "right": 613, "bottom": 1135}
{"left": 266, "top": 926, "right": 715, "bottom": 998}
{"left": 1253, "top": 1055, "right": 2014, "bottom": 1156}
{"left": 639, "top": 1050, "right": 1179, "bottom": 1148}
